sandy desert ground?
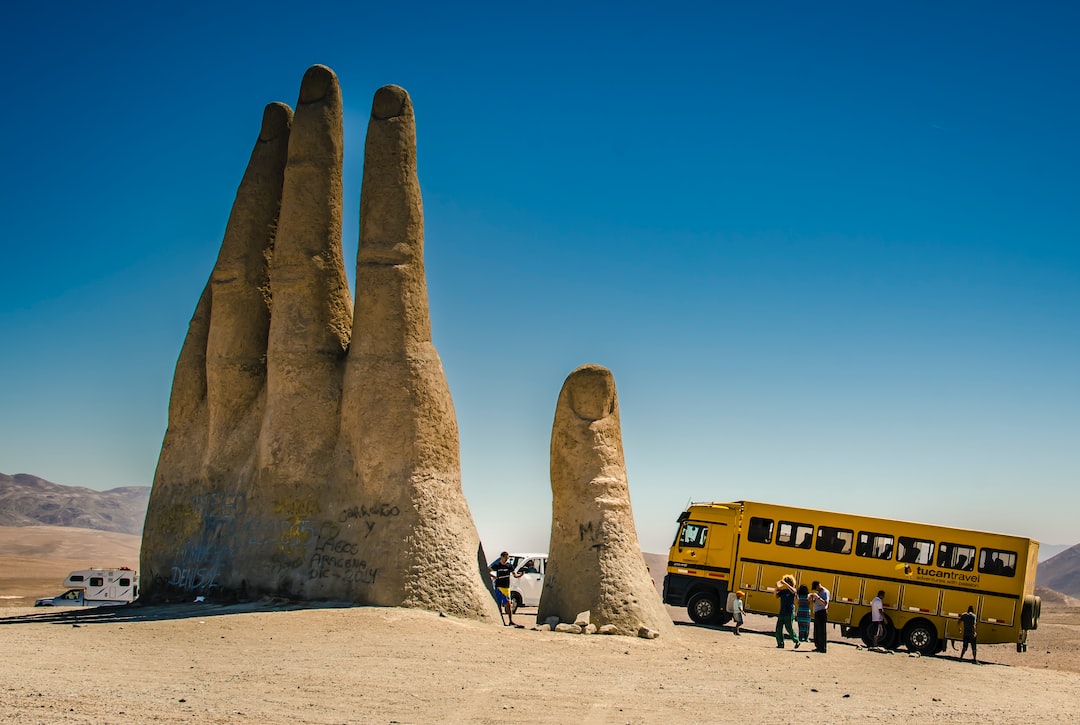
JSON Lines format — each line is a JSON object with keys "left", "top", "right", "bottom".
{"left": 3, "top": 528, "right": 1080, "bottom": 724}
{"left": 1, "top": 600, "right": 1079, "bottom": 724}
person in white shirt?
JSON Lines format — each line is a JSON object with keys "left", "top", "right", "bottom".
{"left": 870, "top": 590, "right": 886, "bottom": 647}
{"left": 809, "top": 580, "right": 831, "bottom": 652}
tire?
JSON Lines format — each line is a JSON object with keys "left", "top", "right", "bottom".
{"left": 858, "top": 614, "right": 894, "bottom": 648}
{"left": 1021, "top": 595, "right": 1041, "bottom": 630}
{"left": 903, "top": 619, "right": 938, "bottom": 655}
{"left": 510, "top": 592, "right": 522, "bottom": 614}
{"left": 687, "top": 591, "right": 722, "bottom": 625}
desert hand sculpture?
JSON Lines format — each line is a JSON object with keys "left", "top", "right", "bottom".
{"left": 141, "top": 65, "right": 498, "bottom": 620}
{"left": 539, "top": 364, "right": 676, "bottom": 637}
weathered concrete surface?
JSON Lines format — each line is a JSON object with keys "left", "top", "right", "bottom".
{"left": 538, "top": 364, "right": 677, "bottom": 637}
{"left": 141, "top": 66, "right": 498, "bottom": 621}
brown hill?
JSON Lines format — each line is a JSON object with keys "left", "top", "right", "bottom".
{"left": 1037, "top": 543, "right": 1080, "bottom": 598}
{"left": 0, "top": 472, "right": 149, "bottom": 535}
{"left": 0, "top": 525, "right": 141, "bottom": 607}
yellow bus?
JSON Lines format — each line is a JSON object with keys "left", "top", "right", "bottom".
{"left": 663, "top": 501, "right": 1041, "bottom": 654}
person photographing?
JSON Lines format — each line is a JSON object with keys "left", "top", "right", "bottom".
{"left": 489, "top": 551, "right": 524, "bottom": 627}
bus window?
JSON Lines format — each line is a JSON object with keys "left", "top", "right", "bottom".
{"left": 856, "top": 531, "right": 894, "bottom": 559}
{"left": 777, "top": 521, "right": 814, "bottom": 549}
{"left": 747, "top": 517, "right": 774, "bottom": 544}
{"left": 979, "top": 548, "right": 1017, "bottom": 577}
{"left": 937, "top": 542, "right": 976, "bottom": 570}
{"left": 678, "top": 523, "right": 708, "bottom": 549}
{"left": 816, "top": 526, "right": 853, "bottom": 554}
{"left": 897, "top": 536, "right": 934, "bottom": 565}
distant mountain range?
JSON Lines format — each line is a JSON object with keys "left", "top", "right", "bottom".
{"left": 1038, "top": 546, "right": 1080, "bottom": 599}
{"left": 0, "top": 473, "right": 149, "bottom": 536}
{"left": 2, "top": 471, "right": 1078, "bottom": 600}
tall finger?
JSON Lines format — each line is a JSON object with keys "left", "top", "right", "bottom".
{"left": 206, "top": 102, "right": 292, "bottom": 463}
{"left": 263, "top": 65, "right": 352, "bottom": 480}
{"left": 342, "top": 86, "right": 495, "bottom": 619}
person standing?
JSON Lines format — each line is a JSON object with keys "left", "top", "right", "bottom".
{"left": 870, "top": 590, "right": 886, "bottom": 647}
{"left": 489, "top": 551, "right": 524, "bottom": 627}
{"left": 809, "top": 580, "right": 830, "bottom": 652}
{"left": 774, "top": 575, "right": 800, "bottom": 648}
{"left": 796, "top": 585, "right": 812, "bottom": 643}
{"left": 732, "top": 590, "right": 745, "bottom": 636}
{"left": 960, "top": 605, "right": 978, "bottom": 663}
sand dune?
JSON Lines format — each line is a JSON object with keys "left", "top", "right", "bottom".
{"left": 0, "top": 526, "right": 140, "bottom": 606}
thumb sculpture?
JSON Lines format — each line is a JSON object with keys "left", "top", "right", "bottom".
{"left": 538, "top": 364, "right": 677, "bottom": 638}
{"left": 140, "top": 65, "right": 498, "bottom": 621}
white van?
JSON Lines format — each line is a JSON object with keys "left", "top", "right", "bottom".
{"left": 506, "top": 553, "right": 546, "bottom": 612}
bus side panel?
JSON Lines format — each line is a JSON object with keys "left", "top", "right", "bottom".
{"left": 862, "top": 581, "right": 901, "bottom": 609}
{"left": 900, "top": 585, "right": 941, "bottom": 617}
{"left": 829, "top": 574, "right": 863, "bottom": 625}
{"left": 940, "top": 590, "right": 976, "bottom": 620}
{"left": 981, "top": 595, "right": 1016, "bottom": 628}
{"left": 738, "top": 561, "right": 762, "bottom": 594}
{"left": 745, "top": 589, "right": 777, "bottom": 616}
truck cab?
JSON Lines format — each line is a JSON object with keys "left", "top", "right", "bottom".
{"left": 663, "top": 504, "right": 740, "bottom": 624}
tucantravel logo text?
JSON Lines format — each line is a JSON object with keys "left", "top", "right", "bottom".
{"left": 914, "top": 567, "right": 980, "bottom": 584}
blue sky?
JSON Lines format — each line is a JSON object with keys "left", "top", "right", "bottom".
{"left": 2, "top": 2, "right": 1077, "bottom": 554}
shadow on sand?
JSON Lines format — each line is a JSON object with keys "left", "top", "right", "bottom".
{"left": 0, "top": 598, "right": 357, "bottom": 626}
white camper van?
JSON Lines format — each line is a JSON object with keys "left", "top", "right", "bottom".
{"left": 506, "top": 553, "right": 546, "bottom": 613}
{"left": 34, "top": 567, "right": 139, "bottom": 607}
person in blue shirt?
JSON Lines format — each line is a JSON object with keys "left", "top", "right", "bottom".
{"left": 774, "top": 575, "right": 800, "bottom": 648}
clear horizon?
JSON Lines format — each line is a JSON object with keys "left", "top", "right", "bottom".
{"left": 2, "top": 3, "right": 1077, "bottom": 554}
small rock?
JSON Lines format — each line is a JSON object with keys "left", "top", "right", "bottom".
{"left": 637, "top": 626, "right": 659, "bottom": 639}
{"left": 574, "top": 610, "right": 591, "bottom": 627}
{"left": 584, "top": 623, "right": 597, "bottom": 635}
{"left": 599, "top": 624, "right": 619, "bottom": 635}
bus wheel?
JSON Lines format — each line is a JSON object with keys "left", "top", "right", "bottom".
{"left": 903, "top": 619, "right": 938, "bottom": 655}
{"left": 858, "top": 614, "right": 895, "bottom": 648}
{"left": 687, "top": 592, "right": 721, "bottom": 625}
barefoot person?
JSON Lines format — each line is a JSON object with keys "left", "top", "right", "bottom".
{"left": 489, "top": 552, "right": 524, "bottom": 627}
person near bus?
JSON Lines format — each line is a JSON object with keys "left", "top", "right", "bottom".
{"left": 796, "top": 584, "right": 812, "bottom": 642}
{"left": 809, "top": 580, "right": 830, "bottom": 652}
{"left": 870, "top": 590, "right": 886, "bottom": 647}
{"left": 732, "top": 590, "right": 745, "bottom": 636}
{"left": 774, "top": 575, "right": 800, "bottom": 648}
{"left": 960, "top": 605, "right": 978, "bottom": 663}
